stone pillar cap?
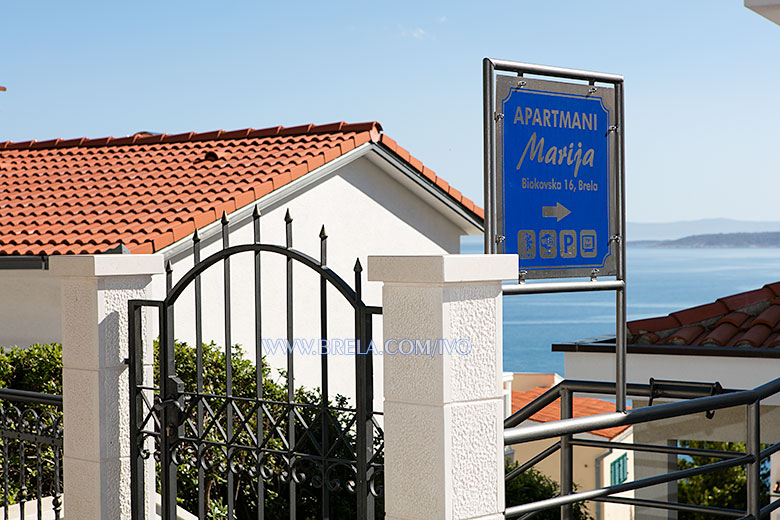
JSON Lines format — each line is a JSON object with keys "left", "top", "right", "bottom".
{"left": 368, "top": 254, "right": 516, "bottom": 284}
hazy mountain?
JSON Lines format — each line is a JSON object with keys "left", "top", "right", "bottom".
{"left": 628, "top": 219, "right": 780, "bottom": 241}
{"left": 636, "top": 232, "right": 780, "bottom": 248}
{"left": 460, "top": 219, "right": 780, "bottom": 250}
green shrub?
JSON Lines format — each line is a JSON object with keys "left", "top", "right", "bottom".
{"left": 0, "top": 343, "right": 62, "bottom": 394}
{"left": 0, "top": 341, "right": 383, "bottom": 517}
{"left": 0, "top": 343, "right": 63, "bottom": 506}
{"left": 677, "top": 440, "right": 769, "bottom": 519}
{"left": 505, "top": 460, "right": 592, "bottom": 520}
{"left": 157, "top": 340, "right": 382, "bottom": 519}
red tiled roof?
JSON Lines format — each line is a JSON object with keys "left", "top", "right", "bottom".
{"left": 511, "top": 387, "right": 630, "bottom": 439}
{"left": 628, "top": 282, "right": 780, "bottom": 350}
{"left": 0, "top": 122, "right": 483, "bottom": 256}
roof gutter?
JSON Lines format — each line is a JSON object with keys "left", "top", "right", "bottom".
{"left": 370, "top": 144, "right": 484, "bottom": 232}
{"left": 0, "top": 256, "right": 49, "bottom": 270}
{"left": 552, "top": 340, "right": 780, "bottom": 359}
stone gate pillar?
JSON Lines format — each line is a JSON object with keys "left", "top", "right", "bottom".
{"left": 369, "top": 254, "right": 516, "bottom": 520}
{"left": 53, "top": 255, "right": 164, "bottom": 520}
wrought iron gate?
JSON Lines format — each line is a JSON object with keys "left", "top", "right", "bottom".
{"left": 129, "top": 209, "right": 384, "bottom": 519}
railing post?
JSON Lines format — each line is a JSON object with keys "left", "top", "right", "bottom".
{"left": 747, "top": 401, "right": 761, "bottom": 518}
{"left": 369, "top": 254, "right": 516, "bottom": 520}
{"left": 560, "top": 388, "right": 573, "bottom": 520}
{"left": 53, "top": 255, "right": 164, "bottom": 520}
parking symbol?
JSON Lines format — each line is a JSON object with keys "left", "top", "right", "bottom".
{"left": 580, "top": 230, "right": 597, "bottom": 258}
{"left": 560, "top": 230, "right": 576, "bottom": 258}
{"left": 517, "top": 231, "right": 536, "bottom": 259}
{"left": 539, "top": 230, "right": 557, "bottom": 259}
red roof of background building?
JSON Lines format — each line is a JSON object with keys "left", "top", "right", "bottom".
{"left": 627, "top": 282, "right": 780, "bottom": 350}
{"left": 511, "top": 387, "right": 630, "bottom": 439}
{"left": 0, "top": 121, "right": 482, "bottom": 256}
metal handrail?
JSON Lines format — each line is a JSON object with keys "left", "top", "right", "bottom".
{"left": 590, "top": 496, "right": 745, "bottom": 518}
{"left": 504, "top": 375, "right": 780, "bottom": 518}
{"left": 0, "top": 387, "right": 62, "bottom": 407}
{"left": 569, "top": 438, "right": 745, "bottom": 460}
{"left": 504, "top": 378, "right": 735, "bottom": 428}
{"left": 505, "top": 375, "right": 780, "bottom": 446}
{"left": 505, "top": 454, "right": 754, "bottom": 518}
{"left": 505, "top": 441, "right": 561, "bottom": 483}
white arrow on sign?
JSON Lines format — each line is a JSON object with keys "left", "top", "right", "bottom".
{"left": 542, "top": 202, "right": 571, "bottom": 222}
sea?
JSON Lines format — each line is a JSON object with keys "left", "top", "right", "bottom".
{"left": 460, "top": 239, "right": 780, "bottom": 375}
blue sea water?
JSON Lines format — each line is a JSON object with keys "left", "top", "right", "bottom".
{"left": 460, "top": 240, "right": 780, "bottom": 374}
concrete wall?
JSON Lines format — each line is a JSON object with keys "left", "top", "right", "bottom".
{"left": 0, "top": 270, "right": 61, "bottom": 347}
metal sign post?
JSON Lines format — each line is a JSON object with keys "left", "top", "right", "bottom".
{"left": 483, "top": 58, "right": 627, "bottom": 412}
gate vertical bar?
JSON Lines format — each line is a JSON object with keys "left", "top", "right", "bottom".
{"left": 746, "top": 402, "right": 761, "bottom": 518}
{"left": 285, "top": 210, "right": 297, "bottom": 519}
{"left": 362, "top": 306, "right": 375, "bottom": 519}
{"left": 483, "top": 57, "right": 496, "bottom": 254}
{"left": 222, "top": 213, "right": 235, "bottom": 519}
{"left": 193, "top": 230, "right": 206, "bottom": 520}
{"left": 159, "top": 289, "right": 178, "bottom": 520}
{"left": 354, "top": 260, "right": 374, "bottom": 519}
{"left": 253, "top": 207, "right": 265, "bottom": 520}
{"left": 53, "top": 440, "right": 61, "bottom": 520}
{"left": 320, "top": 226, "right": 330, "bottom": 519}
{"left": 560, "top": 388, "right": 573, "bottom": 520}
{"left": 2, "top": 437, "right": 7, "bottom": 519}
{"left": 129, "top": 301, "right": 144, "bottom": 519}
{"left": 615, "top": 80, "right": 628, "bottom": 413}
{"left": 36, "top": 443, "right": 41, "bottom": 519}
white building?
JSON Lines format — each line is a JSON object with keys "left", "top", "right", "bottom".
{"left": 506, "top": 373, "right": 635, "bottom": 520}
{"left": 557, "top": 282, "right": 780, "bottom": 519}
{"left": 0, "top": 121, "right": 482, "bottom": 405}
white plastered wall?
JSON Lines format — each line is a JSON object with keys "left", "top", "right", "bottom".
{"left": 0, "top": 270, "right": 62, "bottom": 347}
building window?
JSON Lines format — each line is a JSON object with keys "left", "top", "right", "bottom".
{"left": 610, "top": 453, "right": 628, "bottom": 486}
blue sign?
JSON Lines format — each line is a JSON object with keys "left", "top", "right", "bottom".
{"left": 500, "top": 84, "right": 612, "bottom": 276}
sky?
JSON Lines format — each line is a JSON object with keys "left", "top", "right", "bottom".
{"left": 1, "top": 1, "right": 778, "bottom": 223}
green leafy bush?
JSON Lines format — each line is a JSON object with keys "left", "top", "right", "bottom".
{"left": 677, "top": 440, "right": 769, "bottom": 519}
{"left": 158, "top": 340, "right": 382, "bottom": 519}
{"left": 0, "top": 343, "right": 62, "bottom": 394}
{"left": 0, "top": 343, "right": 63, "bottom": 507}
{"left": 505, "top": 460, "right": 592, "bottom": 520}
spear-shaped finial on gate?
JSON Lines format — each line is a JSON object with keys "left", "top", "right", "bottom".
{"left": 192, "top": 228, "right": 201, "bottom": 263}
{"left": 284, "top": 209, "right": 293, "bottom": 248}
{"left": 221, "top": 211, "right": 230, "bottom": 248}
{"left": 165, "top": 260, "right": 173, "bottom": 293}
{"left": 319, "top": 225, "right": 328, "bottom": 267}
{"left": 353, "top": 258, "right": 362, "bottom": 299}
{"left": 252, "top": 205, "right": 261, "bottom": 244}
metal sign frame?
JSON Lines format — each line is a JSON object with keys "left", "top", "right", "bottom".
{"left": 483, "top": 58, "right": 628, "bottom": 412}
{"left": 495, "top": 76, "right": 617, "bottom": 279}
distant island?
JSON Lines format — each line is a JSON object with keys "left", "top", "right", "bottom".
{"left": 630, "top": 232, "right": 780, "bottom": 248}
{"left": 628, "top": 218, "right": 780, "bottom": 241}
